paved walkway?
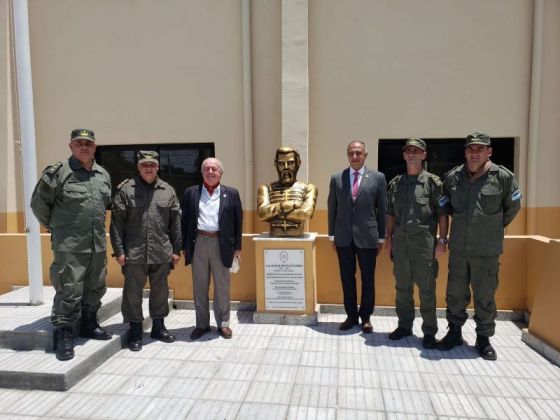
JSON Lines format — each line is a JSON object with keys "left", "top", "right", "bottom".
{"left": 0, "top": 309, "right": 559, "bottom": 419}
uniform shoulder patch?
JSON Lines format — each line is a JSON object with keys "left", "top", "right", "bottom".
{"left": 116, "top": 179, "right": 131, "bottom": 190}
{"left": 43, "top": 161, "right": 63, "bottom": 175}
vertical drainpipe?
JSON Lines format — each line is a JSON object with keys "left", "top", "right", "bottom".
{"left": 242, "top": 0, "right": 254, "bottom": 232}
{"left": 526, "top": 0, "right": 543, "bottom": 235}
{"left": 12, "top": 0, "right": 43, "bottom": 304}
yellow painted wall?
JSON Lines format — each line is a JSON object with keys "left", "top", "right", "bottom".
{"left": 0, "top": 234, "right": 534, "bottom": 311}
{"left": 528, "top": 239, "right": 560, "bottom": 351}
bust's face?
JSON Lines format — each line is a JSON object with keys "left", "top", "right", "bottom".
{"left": 275, "top": 152, "right": 299, "bottom": 185}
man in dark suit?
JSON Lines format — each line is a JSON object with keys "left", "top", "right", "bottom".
{"left": 328, "top": 141, "right": 387, "bottom": 333}
{"left": 181, "top": 157, "right": 243, "bottom": 340}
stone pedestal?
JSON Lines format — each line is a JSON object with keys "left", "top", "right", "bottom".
{"left": 253, "top": 233, "right": 317, "bottom": 325}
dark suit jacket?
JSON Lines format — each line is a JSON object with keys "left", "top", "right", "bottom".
{"left": 181, "top": 184, "right": 243, "bottom": 268}
{"left": 327, "top": 166, "right": 387, "bottom": 248}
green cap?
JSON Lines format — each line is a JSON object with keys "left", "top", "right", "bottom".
{"left": 465, "top": 132, "right": 491, "bottom": 147}
{"left": 403, "top": 138, "right": 426, "bottom": 151}
{"left": 71, "top": 128, "right": 95, "bottom": 142}
{"left": 137, "top": 150, "right": 159, "bottom": 164}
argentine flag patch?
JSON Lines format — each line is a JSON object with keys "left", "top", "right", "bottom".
{"left": 512, "top": 190, "right": 522, "bottom": 201}
{"left": 438, "top": 195, "right": 450, "bottom": 207}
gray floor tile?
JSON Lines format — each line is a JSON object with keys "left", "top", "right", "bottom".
{"left": 236, "top": 402, "right": 288, "bottom": 420}
{"left": 136, "top": 397, "right": 195, "bottom": 419}
{"left": 336, "top": 408, "right": 384, "bottom": 420}
{"left": 185, "top": 400, "right": 240, "bottom": 420}
{"left": 287, "top": 406, "right": 336, "bottom": 420}
{"left": 337, "top": 386, "right": 384, "bottom": 411}
{"left": 158, "top": 377, "right": 209, "bottom": 399}
{"left": 290, "top": 384, "right": 337, "bottom": 408}
{"left": 202, "top": 379, "right": 251, "bottom": 402}
{"left": 254, "top": 364, "right": 298, "bottom": 383}
{"left": 245, "top": 381, "right": 293, "bottom": 404}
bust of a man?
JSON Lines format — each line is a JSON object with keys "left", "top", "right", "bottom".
{"left": 257, "top": 147, "right": 318, "bottom": 237}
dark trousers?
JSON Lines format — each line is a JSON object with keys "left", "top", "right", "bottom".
{"left": 50, "top": 252, "right": 107, "bottom": 328}
{"left": 336, "top": 244, "right": 378, "bottom": 322}
{"left": 121, "top": 263, "right": 171, "bottom": 323}
{"left": 446, "top": 254, "right": 500, "bottom": 337}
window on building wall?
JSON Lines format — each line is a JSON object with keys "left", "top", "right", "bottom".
{"left": 94, "top": 143, "right": 215, "bottom": 197}
{"left": 378, "top": 138, "right": 515, "bottom": 183}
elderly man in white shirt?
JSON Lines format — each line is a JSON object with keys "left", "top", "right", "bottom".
{"left": 181, "top": 158, "right": 243, "bottom": 340}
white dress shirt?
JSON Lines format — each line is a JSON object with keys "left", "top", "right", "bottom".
{"left": 197, "top": 185, "right": 221, "bottom": 232}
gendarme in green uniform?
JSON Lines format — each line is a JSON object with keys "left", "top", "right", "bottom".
{"left": 110, "top": 174, "right": 182, "bottom": 322}
{"left": 388, "top": 169, "right": 446, "bottom": 338}
{"left": 30, "top": 128, "right": 113, "bottom": 361}
{"left": 109, "top": 150, "right": 182, "bottom": 351}
{"left": 444, "top": 162, "right": 520, "bottom": 336}
{"left": 31, "top": 155, "right": 111, "bottom": 328}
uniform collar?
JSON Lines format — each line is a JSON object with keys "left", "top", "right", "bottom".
{"left": 69, "top": 155, "right": 101, "bottom": 172}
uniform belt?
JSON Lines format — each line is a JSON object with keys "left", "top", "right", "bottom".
{"left": 197, "top": 230, "right": 219, "bottom": 238}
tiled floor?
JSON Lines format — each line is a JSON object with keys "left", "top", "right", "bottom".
{"left": 0, "top": 309, "right": 559, "bottom": 419}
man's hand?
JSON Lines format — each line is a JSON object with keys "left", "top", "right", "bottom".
{"left": 384, "top": 236, "right": 392, "bottom": 254}
{"left": 435, "top": 242, "right": 447, "bottom": 258}
{"left": 234, "top": 250, "right": 241, "bottom": 261}
{"left": 116, "top": 255, "right": 126, "bottom": 266}
{"left": 172, "top": 254, "right": 181, "bottom": 265}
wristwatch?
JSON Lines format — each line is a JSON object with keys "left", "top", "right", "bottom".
{"left": 438, "top": 237, "right": 448, "bottom": 245}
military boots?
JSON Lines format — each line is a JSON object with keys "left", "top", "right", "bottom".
{"left": 128, "top": 322, "right": 143, "bottom": 351}
{"left": 436, "top": 324, "right": 463, "bottom": 351}
{"left": 151, "top": 318, "right": 176, "bottom": 343}
{"left": 54, "top": 327, "right": 74, "bottom": 361}
{"left": 79, "top": 309, "right": 113, "bottom": 340}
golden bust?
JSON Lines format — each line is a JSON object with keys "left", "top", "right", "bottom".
{"left": 257, "top": 147, "right": 318, "bottom": 237}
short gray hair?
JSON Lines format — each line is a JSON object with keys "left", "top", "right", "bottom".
{"left": 347, "top": 140, "right": 368, "bottom": 154}
{"left": 201, "top": 157, "right": 224, "bottom": 174}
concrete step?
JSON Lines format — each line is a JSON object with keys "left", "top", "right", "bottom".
{"left": 0, "top": 287, "right": 123, "bottom": 351}
{"left": 0, "top": 297, "right": 176, "bottom": 391}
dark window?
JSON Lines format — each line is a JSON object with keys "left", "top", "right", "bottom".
{"left": 378, "top": 138, "right": 515, "bottom": 183}
{"left": 95, "top": 143, "right": 215, "bottom": 197}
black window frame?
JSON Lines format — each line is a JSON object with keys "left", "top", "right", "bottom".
{"left": 94, "top": 142, "right": 215, "bottom": 197}
{"left": 378, "top": 137, "right": 515, "bottom": 183}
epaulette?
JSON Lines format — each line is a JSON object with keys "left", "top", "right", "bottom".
{"left": 116, "top": 178, "right": 131, "bottom": 190}
{"left": 388, "top": 174, "right": 402, "bottom": 187}
{"left": 497, "top": 165, "right": 515, "bottom": 177}
{"left": 42, "top": 161, "right": 63, "bottom": 175}
{"left": 444, "top": 165, "right": 462, "bottom": 178}
{"left": 427, "top": 172, "right": 443, "bottom": 186}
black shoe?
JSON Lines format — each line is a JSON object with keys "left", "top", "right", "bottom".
{"left": 422, "top": 334, "right": 437, "bottom": 349}
{"left": 361, "top": 321, "right": 373, "bottom": 334}
{"left": 388, "top": 327, "right": 412, "bottom": 340}
{"left": 128, "top": 322, "right": 143, "bottom": 352}
{"left": 190, "top": 326, "right": 211, "bottom": 340}
{"left": 80, "top": 309, "right": 112, "bottom": 340}
{"left": 151, "top": 318, "right": 176, "bottom": 343}
{"left": 339, "top": 318, "right": 359, "bottom": 331}
{"left": 476, "top": 335, "right": 497, "bottom": 361}
{"left": 54, "top": 327, "right": 74, "bottom": 361}
{"left": 436, "top": 324, "right": 463, "bottom": 351}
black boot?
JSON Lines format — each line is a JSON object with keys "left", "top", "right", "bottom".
{"left": 436, "top": 324, "right": 463, "bottom": 351}
{"left": 151, "top": 318, "right": 175, "bottom": 343}
{"left": 128, "top": 322, "right": 143, "bottom": 351}
{"left": 475, "top": 335, "right": 497, "bottom": 361}
{"left": 80, "top": 309, "right": 112, "bottom": 340}
{"left": 54, "top": 327, "right": 74, "bottom": 361}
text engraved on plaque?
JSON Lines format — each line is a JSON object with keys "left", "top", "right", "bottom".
{"left": 264, "top": 249, "right": 305, "bottom": 310}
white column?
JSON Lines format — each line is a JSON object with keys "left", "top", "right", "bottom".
{"left": 13, "top": 0, "right": 43, "bottom": 304}
{"left": 282, "top": 0, "right": 309, "bottom": 181}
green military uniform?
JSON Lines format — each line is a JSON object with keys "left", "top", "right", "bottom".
{"left": 30, "top": 156, "right": 112, "bottom": 327}
{"left": 110, "top": 175, "right": 182, "bottom": 323}
{"left": 388, "top": 169, "right": 446, "bottom": 336}
{"left": 443, "top": 162, "right": 521, "bottom": 337}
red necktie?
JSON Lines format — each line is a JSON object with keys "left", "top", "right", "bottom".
{"left": 352, "top": 171, "right": 359, "bottom": 200}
